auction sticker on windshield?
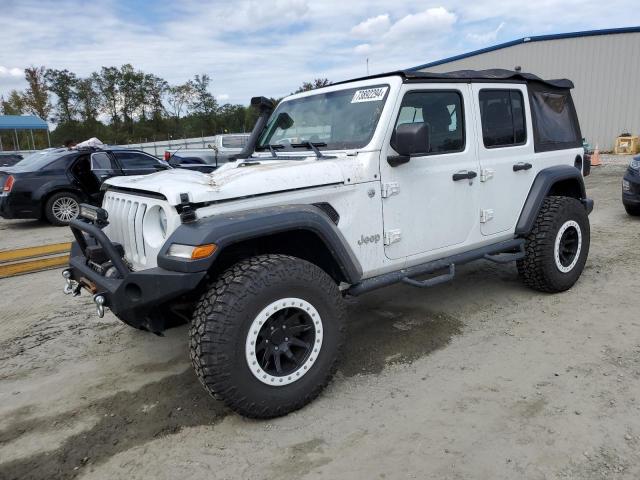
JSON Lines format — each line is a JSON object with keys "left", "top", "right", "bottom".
{"left": 351, "top": 86, "right": 388, "bottom": 103}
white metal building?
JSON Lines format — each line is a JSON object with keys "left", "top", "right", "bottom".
{"left": 411, "top": 27, "right": 640, "bottom": 151}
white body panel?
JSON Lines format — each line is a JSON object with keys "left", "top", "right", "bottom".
{"left": 100, "top": 74, "right": 584, "bottom": 281}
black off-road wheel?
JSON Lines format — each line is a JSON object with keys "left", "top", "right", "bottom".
{"left": 517, "top": 196, "right": 590, "bottom": 293}
{"left": 190, "top": 254, "right": 346, "bottom": 419}
{"left": 624, "top": 203, "right": 640, "bottom": 216}
{"left": 44, "top": 191, "right": 80, "bottom": 226}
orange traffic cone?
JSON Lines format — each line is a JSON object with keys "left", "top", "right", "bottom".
{"left": 591, "top": 145, "right": 602, "bottom": 166}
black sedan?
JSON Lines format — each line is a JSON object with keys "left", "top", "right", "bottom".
{"left": 622, "top": 155, "right": 640, "bottom": 216}
{"left": 0, "top": 147, "right": 171, "bottom": 226}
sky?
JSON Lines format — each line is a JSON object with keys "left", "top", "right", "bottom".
{"left": 1, "top": 0, "right": 639, "bottom": 106}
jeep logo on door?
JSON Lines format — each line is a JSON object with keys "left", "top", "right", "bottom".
{"left": 358, "top": 234, "right": 381, "bottom": 246}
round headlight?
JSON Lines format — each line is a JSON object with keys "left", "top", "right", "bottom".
{"left": 159, "top": 208, "right": 167, "bottom": 236}
{"left": 143, "top": 206, "right": 169, "bottom": 248}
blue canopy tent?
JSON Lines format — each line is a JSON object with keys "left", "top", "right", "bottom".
{"left": 0, "top": 115, "right": 50, "bottom": 151}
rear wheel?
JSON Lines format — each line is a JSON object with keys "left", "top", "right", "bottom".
{"left": 44, "top": 192, "right": 80, "bottom": 226}
{"left": 517, "top": 196, "right": 590, "bottom": 293}
{"left": 624, "top": 203, "right": 640, "bottom": 216}
{"left": 190, "top": 254, "right": 345, "bottom": 418}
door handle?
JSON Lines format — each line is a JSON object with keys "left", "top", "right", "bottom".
{"left": 452, "top": 170, "right": 477, "bottom": 181}
{"left": 513, "top": 162, "right": 532, "bottom": 172}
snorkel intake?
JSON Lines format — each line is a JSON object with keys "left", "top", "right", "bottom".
{"left": 231, "top": 96, "right": 275, "bottom": 160}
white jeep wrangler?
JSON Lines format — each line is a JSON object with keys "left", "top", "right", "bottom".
{"left": 63, "top": 69, "right": 593, "bottom": 418}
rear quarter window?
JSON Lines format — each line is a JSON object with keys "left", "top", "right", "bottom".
{"left": 528, "top": 84, "right": 582, "bottom": 152}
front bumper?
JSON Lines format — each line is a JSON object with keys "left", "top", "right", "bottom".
{"left": 64, "top": 218, "right": 206, "bottom": 330}
{"left": 622, "top": 171, "right": 640, "bottom": 206}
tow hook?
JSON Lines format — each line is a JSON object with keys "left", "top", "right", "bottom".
{"left": 62, "top": 270, "right": 81, "bottom": 296}
{"left": 94, "top": 294, "right": 106, "bottom": 318}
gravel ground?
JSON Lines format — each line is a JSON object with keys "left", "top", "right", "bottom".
{"left": 0, "top": 162, "right": 638, "bottom": 480}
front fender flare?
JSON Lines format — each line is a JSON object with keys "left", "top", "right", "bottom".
{"left": 157, "top": 204, "right": 363, "bottom": 283}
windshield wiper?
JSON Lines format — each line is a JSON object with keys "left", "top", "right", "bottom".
{"left": 256, "top": 144, "right": 285, "bottom": 158}
{"left": 291, "top": 141, "right": 327, "bottom": 158}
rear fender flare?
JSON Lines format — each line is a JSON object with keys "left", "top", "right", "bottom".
{"left": 515, "top": 165, "right": 588, "bottom": 235}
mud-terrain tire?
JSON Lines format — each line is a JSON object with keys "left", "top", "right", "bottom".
{"left": 44, "top": 191, "right": 80, "bottom": 226}
{"left": 517, "top": 196, "right": 590, "bottom": 293}
{"left": 624, "top": 203, "right": 640, "bottom": 216}
{"left": 190, "top": 254, "right": 346, "bottom": 418}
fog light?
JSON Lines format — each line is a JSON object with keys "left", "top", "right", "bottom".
{"left": 622, "top": 179, "right": 631, "bottom": 192}
{"left": 167, "top": 243, "right": 217, "bottom": 260}
{"left": 79, "top": 204, "right": 108, "bottom": 224}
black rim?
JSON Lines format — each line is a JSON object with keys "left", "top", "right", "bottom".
{"left": 255, "top": 307, "right": 315, "bottom": 377}
{"left": 559, "top": 226, "right": 579, "bottom": 267}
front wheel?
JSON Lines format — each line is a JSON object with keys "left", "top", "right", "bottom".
{"left": 190, "top": 254, "right": 345, "bottom": 418}
{"left": 517, "top": 196, "right": 590, "bottom": 293}
{"left": 624, "top": 203, "right": 640, "bottom": 216}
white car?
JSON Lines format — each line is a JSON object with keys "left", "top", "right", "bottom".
{"left": 63, "top": 68, "right": 593, "bottom": 418}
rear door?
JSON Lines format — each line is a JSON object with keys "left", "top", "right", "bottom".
{"left": 113, "top": 151, "right": 169, "bottom": 176}
{"left": 471, "top": 84, "right": 536, "bottom": 236}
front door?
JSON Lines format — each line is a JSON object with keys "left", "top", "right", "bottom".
{"left": 381, "top": 84, "right": 481, "bottom": 260}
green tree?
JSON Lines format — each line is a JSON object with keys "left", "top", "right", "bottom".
{"left": 23, "top": 66, "right": 52, "bottom": 119}
{"left": 142, "top": 73, "right": 168, "bottom": 121}
{"left": 118, "top": 64, "right": 145, "bottom": 131}
{"left": 294, "top": 78, "right": 331, "bottom": 94}
{"left": 75, "top": 77, "right": 101, "bottom": 123}
{"left": 45, "top": 68, "right": 78, "bottom": 123}
{"left": 0, "top": 90, "right": 26, "bottom": 115}
{"left": 190, "top": 74, "right": 217, "bottom": 116}
{"left": 167, "top": 81, "right": 196, "bottom": 120}
{"left": 94, "top": 66, "right": 121, "bottom": 125}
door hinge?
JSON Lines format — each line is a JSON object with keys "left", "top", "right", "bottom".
{"left": 480, "top": 209, "right": 495, "bottom": 223}
{"left": 384, "top": 229, "right": 402, "bottom": 245}
{"left": 480, "top": 168, "right": 495, "bottom": 182}
{"left": 381, "top": 182, "right": 400, "bottom": 198}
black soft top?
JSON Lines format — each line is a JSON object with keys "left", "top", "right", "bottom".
{"left": 335, "top": 68, "right": 573, "bottom": 89}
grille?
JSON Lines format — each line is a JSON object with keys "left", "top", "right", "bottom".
{"left": 103, "top": 193, "right": 148, "bottom": 267}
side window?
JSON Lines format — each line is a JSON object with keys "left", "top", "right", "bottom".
{"left": 42, "top": 157, "right": 72, "bottom": 171}
{"left": 529, "top": 88, "right": 581, "bottom": 151}
{"left": 479, "top": 90, "right": 527, "bottom": 148}
{"left": 394, "top": 90, "right": 465, "bottom": 154}
{"left": 114, "top": 152, "right": 161, "bottom": 170}
{"left": 90, "top": 152, "right": 116, "bottom": 171}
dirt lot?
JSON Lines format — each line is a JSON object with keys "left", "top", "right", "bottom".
{"left": 0, "top": 162, "right": 638, "bottom": 480}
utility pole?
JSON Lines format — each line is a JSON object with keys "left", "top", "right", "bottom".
{"left": 366, "top": 58, "right": 369, "bottom": 75}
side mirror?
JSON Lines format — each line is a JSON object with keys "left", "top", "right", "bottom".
{"left": 393, "top": 123, "right": 430, "bottom": 157}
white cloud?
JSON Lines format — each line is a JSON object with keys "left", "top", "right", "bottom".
{"left": 354, "top": 43, "right": 372, "bottom": 55}
{"left": 0, "top": 66, "right": 23, "bottom": 77}
{"left": 351, "top": 14, "right": 390, "bottom": 38}
{"left": 216, "top": 94, "right": 230, "bottom": 102}
{"left": 384, "top": 7, "right": 457, "bottom": 43}
{"left": 467, "top": 22, "right": 506, "bottom": 43}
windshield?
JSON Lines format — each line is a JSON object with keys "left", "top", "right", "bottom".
{"left": 257, "top": 85, "right": 389, "bottom": 151}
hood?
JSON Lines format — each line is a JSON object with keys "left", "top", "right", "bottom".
{"left": 104, "top": 158, "right": 345, "bottom": 205}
